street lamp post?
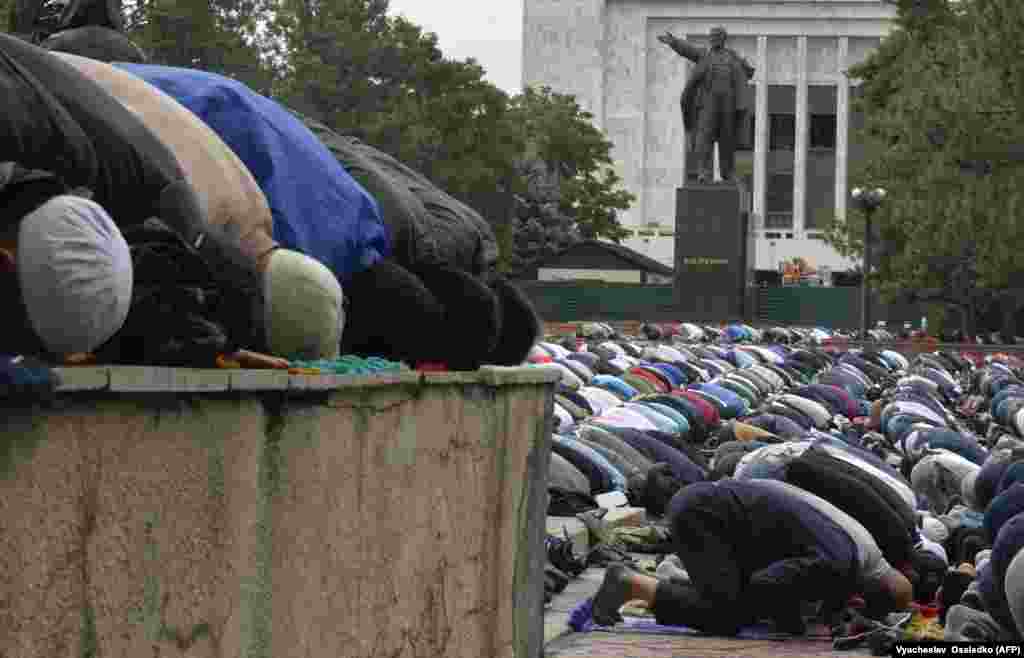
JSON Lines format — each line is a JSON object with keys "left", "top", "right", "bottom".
{"left": 850, "top": 187, "right": 887, "bottom": 339}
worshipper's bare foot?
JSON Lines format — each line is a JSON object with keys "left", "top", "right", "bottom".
{"left": 591, "top": 564, "right": 634, "bottom": 626}
{"left": 233, "top": 350, "right": 291, "bottom": 369}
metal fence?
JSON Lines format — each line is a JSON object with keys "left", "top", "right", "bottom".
{"left": 755, "top": 286, "right": 930, "bottom": 330}
{"left": 516, "top": 281, "right": 935, "bottom": 328}
{"left": 517, "top": 282, "right": 678, "bottom": 322}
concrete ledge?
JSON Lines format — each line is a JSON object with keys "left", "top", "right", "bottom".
{"left": 107, "top": 366, "right": 232, "bottom": 392}
{"left": 227, "top": 369, "right": 291, "bottom": 391}
{"left": 3, "top": 366, "right": 557, "bottom": 658}
{"left": 52, "top": 366, "right": 110, "bottom": 392}
{"left": 52, "top": 365, "right": 561, "bottom": 394}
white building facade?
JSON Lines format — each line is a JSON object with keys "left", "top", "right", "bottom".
{"left": 521, "top": 0, "right": 897, "bottom": 273}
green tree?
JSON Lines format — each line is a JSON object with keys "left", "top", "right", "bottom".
{"left": 502, "top": 87, "right": 634, "bottom": 275}
{"left": 269, "top": 0, "right": 397, "bottom": 126}
{"left": 822, "top": 0, "right": 1024, "bottom": 334}
{"left": 123, "top": 0, "right": 276, "bottom": 92}
{"left": 271, "top": 2, "right": 524, "bottom": 202}
{"left": 0, "top": 0, "right": 12, "bottom": 32}
{"left": 269, "top": 0, "right": 634, "bottom": 267}
{"left": 8, "top": 0, "right": 36, "bottom": 34}
{"left": 511, "top": 86, "right": 633, "bottom": 242}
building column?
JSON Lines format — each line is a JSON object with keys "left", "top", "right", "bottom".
{"left": 835, "top": 36, "right": 850, "bottom": 222}
{"left": 752, "top": 35, "right": 769, "bottom": 228}
{"left": 793, "top": 35, "right": 808, "bottom": 233}
{"left": 679, "top": 34, "right": 689, "bottom": 186}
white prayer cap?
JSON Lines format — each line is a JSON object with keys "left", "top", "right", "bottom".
{"left": 17, "top": 195, "right": 133, "bottom": 355}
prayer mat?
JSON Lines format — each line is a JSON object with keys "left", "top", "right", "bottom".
{"left": 568, "top": 598, "right": 832, "bottom": 640}
{"left": 544, "top": 632, "right": 871, "bottom": 658}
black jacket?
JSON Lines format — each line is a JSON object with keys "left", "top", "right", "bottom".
{"left": 0, "top": 162, "right": 266, "bottom": 363}
{"left": 93, "top": 218, "right": 267, "bottom": 366}
{"left": 0, "top": 163, "right": 70, "bottom": 356}
{"left": 787, "top": 447, "right": 915, "bottom": 566}
{"left": 668, "top": 479, "right": 860, "bottom": 604}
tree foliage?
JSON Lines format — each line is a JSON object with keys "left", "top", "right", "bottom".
{"left": 4, "top": 0, "right": 635, "bottom": 270}
{"left": 823, "top": 0, "right": 1024, "bottom": 332}
{"left": 122, "top": 0, "right": 277, "bottom": 92}
{"left": 512, "top": 87, "right": 634, "bottom": 242}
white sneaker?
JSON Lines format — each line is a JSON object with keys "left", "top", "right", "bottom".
{"left": 655, "top": 555, "right": 690, "bottom": 584}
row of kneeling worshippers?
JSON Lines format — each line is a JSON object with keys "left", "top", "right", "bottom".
{"left": 533, "top": 338, "right": 1024, "bottom": 647}
{"left": 579, "top": 321, "right": 898, "bottom": 345}
{"left": 0, "top": 33, "right": 539, "bottom": 371}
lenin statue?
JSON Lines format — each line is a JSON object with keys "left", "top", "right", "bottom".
{"left": 659, "top": 27, "right": 754, "bottom": 184}
{"left": 29, "top": 0, "right": 147, "bottom": 63}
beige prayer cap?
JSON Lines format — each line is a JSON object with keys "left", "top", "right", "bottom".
{"left": 263, "top": 248, "right": 344, "bottom": 360}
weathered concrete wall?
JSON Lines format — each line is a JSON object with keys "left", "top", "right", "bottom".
{"left": 0, "top": 366, "right": 557, "bottom": 658}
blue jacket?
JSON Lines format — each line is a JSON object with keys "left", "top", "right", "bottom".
{"left": 977, "top": 456, "right": 1022, "bottom": 511}
{"left": 692, "top": 383, "right": 749, "bottom": 418}
{"left": 998, "top": 462, "right": 1024, "bottom": 498}
{"left": 551, "top": 434, "right": 628, "bottom": 494}
{"left": 818, "top": 369, "right": 868, "bottom": 399}
{"left": 591, "top": 424, "right": 705, "bottom": 485}
{"left": 650, "top": 363, "right": 688, "bottom": 388}
{"left": 980, "top": 513, "right": 1024, "bottom": 638}
{"left": 591, "top": 375, "right": 639, "bottom": 401}
{"left": 991, "top": 385, "right": 1024, "bottom": 411}
{"left": 985, "top": 483, "right": 1024, "bottom": 543}
{"left": 116, "top": 63, "right": 390, "bottom": 284}
{"left": 902, "top": 427, "right": 987, "bottom": 466}
{"left": 744, "top": 413, "right": 806, "bottom": 439}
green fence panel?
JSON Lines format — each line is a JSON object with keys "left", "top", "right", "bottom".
{"left": 517, "top": 281, "right": 933, "bottom": 327}
{"left": 755, "top": 287, "right": 932, "bottom": 329}
{"left": 517, "top": 283, "right": 677, "bottom": 322}
{"left": 756, "top": 287, "right": 860, "bottom": 328}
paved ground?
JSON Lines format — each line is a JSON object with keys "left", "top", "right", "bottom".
{"left": 541, "top": 507, "right": 875, "bottom": 656}
{"left": 542, "top": 563, "right": 873, "bottom": 658}
{"left": 543, "top": 563, "right": 606, "bottom": 645}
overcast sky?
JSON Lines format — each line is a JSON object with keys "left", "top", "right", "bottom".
{"left": 386, "top": 0, "right": 523, "bottom": 95}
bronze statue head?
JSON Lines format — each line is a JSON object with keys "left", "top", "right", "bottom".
{"left": 31, "top": 0, "right": 123, "bottom": 42}
{"left": 710, "top": 27, "right": 727, "bottom": 50}
{"left": 34, "top": 0, "right": 72, "bottom": 40}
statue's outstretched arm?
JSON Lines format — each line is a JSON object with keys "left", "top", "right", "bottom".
{"left": 658, "top": 31, "right": 704, "bottom": 64}
{"left": 740, "top": 56, "right": 755, "bottom": 80}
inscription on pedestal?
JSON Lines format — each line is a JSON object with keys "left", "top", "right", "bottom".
{"left": 674, "top": 183, "right": 753, "bottom": 321}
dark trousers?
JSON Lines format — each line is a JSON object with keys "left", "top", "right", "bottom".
{"left": 694, "top": 91, "right": 737, "bottom": 182}
{"left": 653, "top": 492, "right": 857, "bottom": 635}
{"left": 650, "top": 498, "right": 759, "bottom": 635}
{"left": 651, "top": 566, "right": 753, "bottom": 635}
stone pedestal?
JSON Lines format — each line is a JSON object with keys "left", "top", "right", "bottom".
{"left": 0, "top": 366, "right": 557, "bottom": 658}
{"left": 674, "top": 183, "right": 754, "bottom": 320}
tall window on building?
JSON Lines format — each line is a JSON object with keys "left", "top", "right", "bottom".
{"left": 764, "top": 85, "right": 796, "bottom": 228}
{"left": 805, "top": 85, "right": 838, "bottom": 229}
{"left": 766, "top": 173, "right": 794, "bottom": 229}
{"left": 810, "top": 115, "right": 837, "bottom": 149}
{"left": 769, "top": 114, "right": 795, "bottom": 151}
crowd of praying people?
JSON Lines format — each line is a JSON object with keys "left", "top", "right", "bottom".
{"left": 532, "top": 328, "right": 1024, "bottom": 650}
{"left": 0, "top": 29, "right": 540, "bottom": 373}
